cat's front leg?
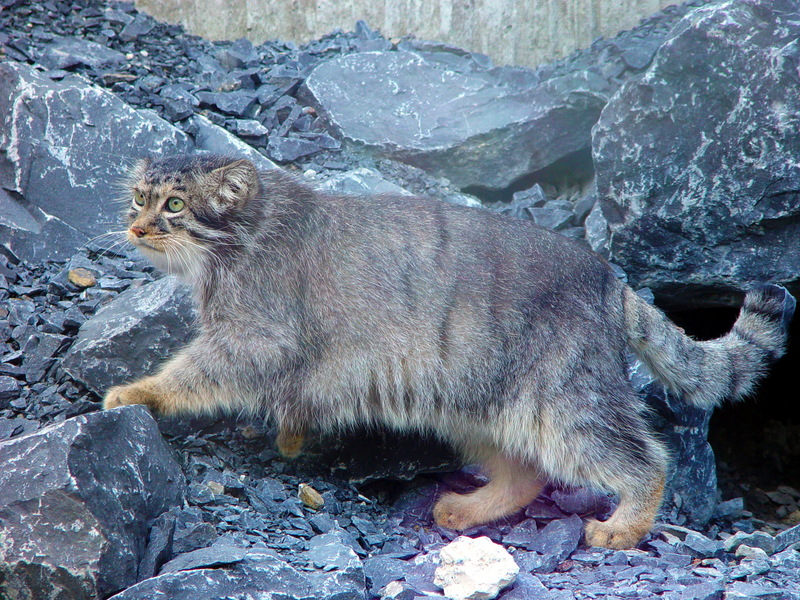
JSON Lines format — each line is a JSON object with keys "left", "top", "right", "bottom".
{"left": 104, "top": 375, "right": 169, "bottom": 413}
{"left": 103, "top": 344, "right": 233, "bottom": 416}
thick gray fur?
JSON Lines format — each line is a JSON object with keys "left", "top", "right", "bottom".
{"left": 105, "top": 155, "right": 792, "bottom": 547}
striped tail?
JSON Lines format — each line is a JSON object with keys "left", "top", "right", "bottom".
{"left": 624, "top": 284, "right": 794, "bottom": 409}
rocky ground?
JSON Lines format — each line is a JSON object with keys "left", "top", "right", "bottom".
{"left": 1, "top": 0, "right": 800, "bottom": 599}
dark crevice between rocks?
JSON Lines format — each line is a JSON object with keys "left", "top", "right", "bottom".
{"left": 462, "top": 148, "right": 595, "bottom": 205}
{"left": 669, "top": 305, "right": 800, "bottom": 530}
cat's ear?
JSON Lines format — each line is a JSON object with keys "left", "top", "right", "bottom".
{"left": 207, "top": 159, "right": 258, "bottom": 208}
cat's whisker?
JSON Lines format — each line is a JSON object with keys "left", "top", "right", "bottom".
{"left": 84, "top": 230, "right": 129, "bottom": 245}
{"left": 81, "top": 230, "right": 135, "bottom": 259}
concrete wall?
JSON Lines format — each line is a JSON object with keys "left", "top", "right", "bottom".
{"left": 134, "top": 0, "right": 676, "bottom": 68}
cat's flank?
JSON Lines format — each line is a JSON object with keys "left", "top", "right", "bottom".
{"left": 104, "top": 154, "right": 793, "bottom": 549}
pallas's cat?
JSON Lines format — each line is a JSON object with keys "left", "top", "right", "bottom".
{"left": 104, "top": 154, "right": 793, "bottom": 549}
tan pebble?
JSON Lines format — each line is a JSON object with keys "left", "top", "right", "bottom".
{"left": 206, "top": 481, "right": 225, "bottom": 495}
{"left": 298, "top": 483, "right": 325, "bottom": 510}
{"left": 68, "top": 267, "right": 97, "bottom": 288}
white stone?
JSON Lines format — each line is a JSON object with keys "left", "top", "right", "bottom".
{"left": 433, "top": 536, "right": 519, "bottom": 600}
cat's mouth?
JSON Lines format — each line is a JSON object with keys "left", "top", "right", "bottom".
{"left": 128, "top": 232, "right": 165, "bottom": 253}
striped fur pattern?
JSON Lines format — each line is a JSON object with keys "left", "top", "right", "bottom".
{"left": 104, "top": 155, "right": 793, "bottom": 549}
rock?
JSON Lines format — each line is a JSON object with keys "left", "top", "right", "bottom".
{"left": 172, "top": 508, "right": 218, "bottom": 554}
{"left": 302, "top": 530, "right": 366, "bottom": 598}
{"left": 634, "top": 376, "right": 718, "bottom": 527}
{"left": 184, "top": 114, "right": 278, "bottom": 173}
{"left": 298, "top": 483, "right": 325, "bottom": 510}
{"left": 137, "top": 508, "right": 178, "bottom": 580}
{"left": 68, "top": 267, "right": 98, "bottom": 288}
{"left": 380, "top": 580, "right": 417, "bottom": 600}
{"left": 0, "top": 61, "right": 193, "bottom": 264}
{"left": 498, "top": 185, "right": 548, "bottom": 221}
{"left": 724, "top": 581, "right": 789, "bottom": 600}
{"left": 724, "top": 531, "right": 777, "bottom": 556}
{"left": 118, "top": 14, "right": 156, "bottom": 42}
{"left": 109, "top": 550, "right": 316, "bottom": 600}
{"left": 363, "top": 556, "right": 408, "bottom": 593}
{"left": 775, "top": 523, "right": 800, "bottom": 553}
{"left": 302, "top": 529, "right": 362, "bottom": 570}
{"left": 500, "top": 573, "right": 552, "bottom": 600}
{"left": 433, "top": 536, "right": 519, "bottom": 600}
{"left": 302, "top": 51, "right": 611, "bottom": 191}
{"left": 593, "top": 0, "right": 800, "bottom": 307}
{"left": 196, "top": 90, "right": 258, "bottom": 118}
{"left": 316, "top": 168, "right": 414, "bottom": 197}
{"left": 37, "top": 35, "right": 127, "bottom": 71}
{"left": 0, "top": 406, "right": 185, "bottom": 600}
{"left": 680, "top": 532, "right": 725, "bottom": 560}
{"left": 266, "top": 136, "right": 321, "bottom": 163}
{"left": 0, "top": 375, "right": 21, "bottom": 405}
{"left": 675, "top": 581, "right": 725, "bottom": 600}
{"left": 156, "top": 84, "right": 199, "bottom": 121}
{"left": 525, "top": 514, "right": 584, "bottom": 569}
{"left": 160, "top": 541, "right": 249, "bottom": 574}
{"left": 550, "top": 487, "right": 611, "bottom": 517}
{"left": 62, "top": 276, "right": 195, "bottom": 395}
{"left": 502, "top": 519, "right": 539, "bottom": 549}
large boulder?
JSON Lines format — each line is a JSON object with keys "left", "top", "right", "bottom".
{"left": 593, "top": 0, "right": 800, "bottom": 308}
{"left": 0, "top": 61, "right": 194, "bottom": 264}
{"left": 0, "top": 406, "right": 185, "bottom": 600}
{"left": 302, "top": 50, "right": 612, "bottom": 191}
{"left": 62, "top": 276, "right": 195, "bottom": 396}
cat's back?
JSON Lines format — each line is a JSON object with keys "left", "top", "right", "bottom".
{"left": 304, "top": 188, "right": 621, "bottom": 338}
{"left": 318, "top": 191, "right": 613, "bottom": 296}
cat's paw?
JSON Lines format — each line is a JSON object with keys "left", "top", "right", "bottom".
{"left": 584, "top": 518, "right": 645, "bottom": 550}
{"left": 276, "top": 427, "right": 306, "bottom": 458}
{"left": 433, "top": 491, "right": 482, "bottom": 531}
{"left": 103, "top": 383, "right": 163, "bottom": 413}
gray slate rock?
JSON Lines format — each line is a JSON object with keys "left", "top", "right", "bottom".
{"left": 525, "top": 513, "right": 583, "bottom": 571}
{"left": 160, "top": 542, "right": 250, "bottom": 574}
{"left": 630, "top": 356, "right": 718, "bottom": 527}
{"left": 38, "top": 35, "right": 127, "bottom": 70}
{"left": 62, "top": 276, "right": 195, "bottom": 395}
{"left": 316, "top": 168, "right": 414, "bottom": 197}
{"left": 302, "top": 50, "right": 611, "bottom": 190}
{"left": 0, "top": 62, "right": 193, "bottom": 264}
{"left": 593, "top": 0, "right": 800, "bottom": 307}
{"left": 110, "top": 550, "right": 317, "bottom": 600}
{"left": 185, "top": 114, "right": 278, "bottom": 173}
{"left": 775, "top": 523, "right": 800, "bottom": 554}
{"left": 302, "top": 530, "right": 367, "bottom": 598}
{"left": 0, "top": 406, "right": 185, "bottom": 600}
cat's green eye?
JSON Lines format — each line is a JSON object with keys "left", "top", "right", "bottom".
{"left": 166, "top": 197, "right": 185, "bottom": 213}
{"left": 133, "top": 191, "right": 145, "bottom": 207}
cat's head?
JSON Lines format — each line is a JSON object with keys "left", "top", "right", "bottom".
{"left": 125, "top": 154, "right": 259, "bottom": 279}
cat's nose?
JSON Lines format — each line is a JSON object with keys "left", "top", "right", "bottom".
{"left": 130, "top": 226, "right": 146, "bottom": 238}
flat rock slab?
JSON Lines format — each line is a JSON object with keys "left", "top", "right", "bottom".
{"left": 302, "top": 51, "right": 610, "bottom": 191}
{"left": 0, "top": 406, "right": 185, "bottom": 600}
{"left": 112, "top": 544, "right": 365, "bottom": 600}
{"left": 0, "top": 61, "right": 193, "bottom": 264}
{"left": 593, "top": 0, "right": 800, "bottom": 307}
{"left": 62, "top": 276, "right": 195, "bottom": 396}
{"left": 110, "top": 550, "right": 316, "bottom": 600}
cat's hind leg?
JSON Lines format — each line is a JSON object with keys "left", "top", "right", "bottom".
{"left": 535, "top": 392, "right": 669, "bottom": 549}
{"left": 276, "top": 423, "right": 307, "bottom": 458}
{"left": 433, "top": 450, "right": 545, "bottom": 530}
